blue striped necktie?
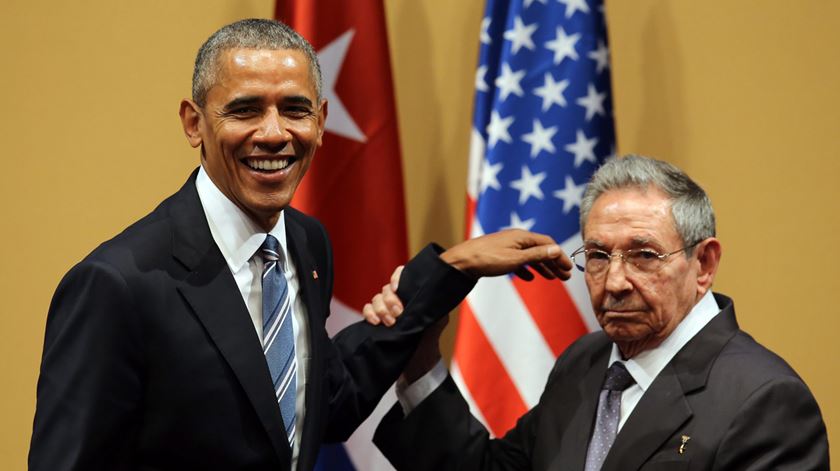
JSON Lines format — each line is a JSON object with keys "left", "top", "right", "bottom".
{"left": 260, "top": 234, "right": 297, "bottom": 448}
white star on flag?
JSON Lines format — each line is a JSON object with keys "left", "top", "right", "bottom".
{"left": 558, "top": 0, "right": 590, "bottom": 18}
{"left": 486, "top": 110, "right": 515, "bottom": 148}
{"left": 318, "top": 29, "right": 366, "bottom": 142}
{"left": 521, "top": 119, "right": 558, "bottom": 157}
{"left": 553, "top": 175, "right": 587, "bottom": 213}
{"left": 588, "top": 40, "right": 610, "bottom": 73}
{"left": 480, "top": 160, "right": 504, "bottom": 193}
{"left": 564, "top": 129, "right": 599, "bottom": 167}
{"left": 576, "top": 84, "right": 607, "bottom": 121}
{"left": 476, "top": 65, "right": 490, "bottom": 92}
{"left": 495, "top": 63, "right": 526, "bottom": 101}
{"left": 481, "top": 17, "right": 492, "bottom": 45}
{"left": 523, "top": 0, "right": 547, "bottom": 7}
{"left": 545, "top": 27, "right": 580, "bottom": 64}
{"left": 533, "top": 72, "right": 569, "bottom": 111}
{"left": 503, "top": 16, "right": 538, "bottom": 54}
{"left": 510, "top": 165, "right": 547, "bottom": 204}
{"left": 503, "top": 211, "right": 536, "bottom": 231}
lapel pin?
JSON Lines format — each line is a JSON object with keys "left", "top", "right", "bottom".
{"left": 312, "top": 270, "right": 318, "bottom": 280}
{"left": 679, "top": 435, "right": 691, "bottom": 455}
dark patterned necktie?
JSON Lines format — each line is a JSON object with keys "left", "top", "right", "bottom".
{"left": 260, "top": 234, "right": 297, "bottom": 448}
{"left": 584, "top": 361, "right": 636, "bottom": 471}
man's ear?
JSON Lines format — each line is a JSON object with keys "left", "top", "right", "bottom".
{"left": 316, "top": 99, "right": 328, "bottom": 147}
{"left": 179, "top": 99, "right": 203, "bottom": 148}
{"left": 694, "top": 237, "right": 722, "bottom": 295}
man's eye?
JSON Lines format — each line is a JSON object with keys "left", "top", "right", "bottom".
{"left": 634, "top": 250, "right": 660, "bottom": 260}
{"left": 587, "top": 251, "right": 610, "bottom": 261}
{"left": 285, "top": 107, "right": 312, "bottom": 118}
{"left": 232, "top": 107, "right": 259, "bottom": 115}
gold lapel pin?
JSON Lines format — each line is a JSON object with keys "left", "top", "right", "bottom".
{"left": 679, "top": 435, "right": 691, "bottom": 455}
{"left": 312, "top": 270, "right": 318, "bottom": 280}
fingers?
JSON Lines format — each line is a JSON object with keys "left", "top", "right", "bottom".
{"left": 516, "top": 230, "right": 558, "bottom": 249}
{"left": 513, "top": 266, "right": 534, "bottom": 281}
{"left": 362, "top": 282, "right": 405, "bottom": 327}
{"left": 371, "top": 292, "right": 395, "bottom": 326}
{"left": 513, "top": 237, "right": 573, "bottom": 281}
{"left": 362, "top": 303, "right": 380, "bottom": 325}
{"left": 390, "top": 265, "right": 404, "bottom": 291}
{"left": 382, "top": 283, "right": 404, "bottom": 318}
{"left": 529, "top": 262, "right": 555, "bottom": 280}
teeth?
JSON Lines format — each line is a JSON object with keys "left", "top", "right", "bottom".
{"left": 246, "top": 159, "right": 291, "bottom": 171}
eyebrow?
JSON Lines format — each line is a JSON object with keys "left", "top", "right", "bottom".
{"left": 583, "top": 237, "right": 660, "bottom": 250}
{"left": 629, "top": 236, "right": 655, "bottom": 246}
{"left": 223, "top": 96, "right": 262, "bottom": 112}
{"left": 222, "top": 95, "right": 315, "bottom": 113}
{"left": 282, "top": 95, "right": 314, "bottom": 107}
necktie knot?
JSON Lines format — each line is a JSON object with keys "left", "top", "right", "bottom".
{"left": 602, "top": 362, "right": 635, "bottom": 392}
{"left": 261, "top": 234, "right": 281, "bottom": 263}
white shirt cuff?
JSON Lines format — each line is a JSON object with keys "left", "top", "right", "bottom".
{"left": 395, "top": 360, "right": 448, "bottom": 416}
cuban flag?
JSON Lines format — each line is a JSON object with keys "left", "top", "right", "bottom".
{"left": 453, "top": 0, "right": 616, "bottom": 437}
{"left": 276, "top": 0, "right": 407, "bottom": 469}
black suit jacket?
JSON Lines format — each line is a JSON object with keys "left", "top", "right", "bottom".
{"left": 30, "top": 171, "right": 475, "bottom": 471}
{"left": 375, "top": 293, "right": 829, "bottom": 470}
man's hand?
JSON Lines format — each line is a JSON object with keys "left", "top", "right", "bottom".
{"left": 441, "top": 229, "right": 572, "bottom": 280}
{"left": 362, "top": 230, "right": 571, "bottom": 327}
{"left": 362, "top": 266, "right": 404, "bottom": 326}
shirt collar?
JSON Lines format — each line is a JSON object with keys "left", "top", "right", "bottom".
{"left": 195, "top": 165, "right": 289, "bottom": 272}
{"left": 608, "top": 290, "right": 720, "bottom": 391}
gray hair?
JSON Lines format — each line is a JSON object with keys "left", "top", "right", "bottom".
{"left": 191, "top": 18, "right": 322, "bottom": 107}
{"left": 580, "top": 154, "right": 716, "bottom": 254}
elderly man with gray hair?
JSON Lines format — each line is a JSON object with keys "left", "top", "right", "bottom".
{"left": 367, "top": 155, "right": 830, "bottom": 470}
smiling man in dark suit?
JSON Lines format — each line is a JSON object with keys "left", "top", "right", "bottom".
{"left": 368, "top": 155, "right": 829, "bottom": 470}
{"left": 28, "top": 18, "right": 573, "bottom": 471}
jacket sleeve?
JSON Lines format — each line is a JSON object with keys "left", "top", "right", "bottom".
{"left": 29, "top": 260, "right": 145, "bottom": 471}
{"left": 712, "top": 376, "right": 829, "bottom": 470}
{"left": 371, "top": 341, "right": 581, "bottom": 471}
{"left": 322, "top": 243, "right": 477, "bottom": 442}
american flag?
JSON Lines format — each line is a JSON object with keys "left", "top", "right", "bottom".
{"left": 453, "top": 0, "right": 615, "bottom": 437}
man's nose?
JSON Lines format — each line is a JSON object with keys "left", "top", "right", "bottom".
{"left": 254, "top": 110, "right": 291, "bottom": 148}
{"left": 604, "top": 256, "right": 633, "bottom": 294}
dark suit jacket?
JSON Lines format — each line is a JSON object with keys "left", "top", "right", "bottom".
{"left": 30, "top": 171, "right": 475, "bottom": 471}
{"left": 375, "top": 293, "right": 829, "bottom": 470}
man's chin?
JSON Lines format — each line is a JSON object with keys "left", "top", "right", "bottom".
{"left": 601, "top": 321, "right": 651, "bottom": 344}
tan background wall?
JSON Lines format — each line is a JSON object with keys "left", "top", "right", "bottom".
{"left": 1, "top": 0, "right": 837, "bottom": 468}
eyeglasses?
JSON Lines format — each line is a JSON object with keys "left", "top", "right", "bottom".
{"left": 570, "top": 241, "right": 700, "bottom": 276}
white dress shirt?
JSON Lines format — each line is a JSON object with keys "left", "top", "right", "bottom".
{"left": 196, "top": 167, "right": 310, "bottom": 466}
{"left": 397, "top": 290, "right": 721, "bottom": 430}
{"left": 608, "top": 290, "right": 719, "bottom": 430}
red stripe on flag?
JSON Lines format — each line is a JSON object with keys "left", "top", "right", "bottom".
{"left": 464, "top": 198, "right": 477, "bottom": 238}
{"left": 511, "top": 277, "right": 588, "bottom": 357}
{"left": 454, "top": 303, "right": 528, "bottom": 437}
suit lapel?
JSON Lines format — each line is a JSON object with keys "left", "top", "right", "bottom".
{"left": 169, "top": 173, "right": 291, "bottom": 465}
{"left": 549, "top": 343, "right": 611, "bottom": 471}
{"left": 602, "top": 365, "right": 692, "bottom": 471}
{"left": 602, "top": 293, "right": 740, "bottom": 471}
{"left": 284, "top": 212, "right": 326, "bottom": 470}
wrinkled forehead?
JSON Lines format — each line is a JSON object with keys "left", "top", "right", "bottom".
{"left": 582, "top": 187, "right": 679, "bottom": 244}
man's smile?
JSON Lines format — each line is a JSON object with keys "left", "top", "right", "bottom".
{"left": 242, "top": 157, "right": 296, "bottom": 172}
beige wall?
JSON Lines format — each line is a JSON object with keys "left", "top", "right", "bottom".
{"left": 1, "top": 0, "right": 836, "bottom": 468}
